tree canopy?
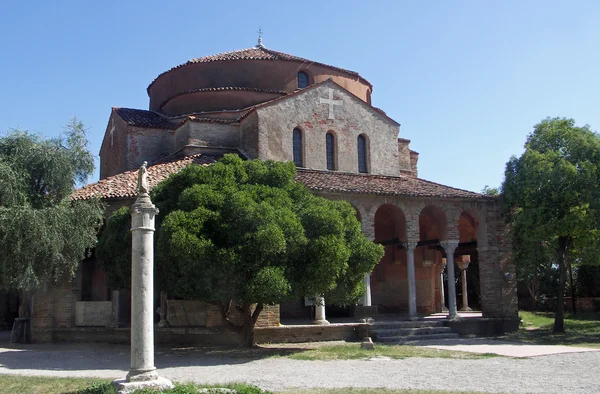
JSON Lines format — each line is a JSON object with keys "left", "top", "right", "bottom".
{"left": 0, "top": 119, "right": 103, "bottom": 294}
{"left": 98, "top": 154, "right": 383, "bottom": 344}
{"left": 502, "top": 117, "right": 600, "bottom": 332}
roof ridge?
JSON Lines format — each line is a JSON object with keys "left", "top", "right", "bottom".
{"left": 158, "top": 86, "right": 288, "bottom": 110}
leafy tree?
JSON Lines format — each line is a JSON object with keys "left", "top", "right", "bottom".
{"left": 0, "top": 118, "right": 103, "bottom": 314}
{"left": 98, "top": 154, "right": 383, "bottom": 345}
{"left": 481, "top": 185, "right": 499, "bottom": 196}
{"left": 502, "top": 117, "right": 600, "bottom": 332}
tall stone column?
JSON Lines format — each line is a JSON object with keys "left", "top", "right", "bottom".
{"left": 440, "top": 258, "right": 448, "bottom": 312}
{"left": 113, "top": 162, "right": 173, "bottom": 393}
{"left": 363, "top": 274, "right": 372, "bottom": 307}
{"left": 405, "top": 241, "right": 418, "bottom": 319}
{"left": 440, "top": 240, "right": 459, "bottom": 318}
{"left": 457, "top": 255, "right": 472, "bottom": 311}
{"left": 313, "top": 295, "right": 330, "bottom": 325}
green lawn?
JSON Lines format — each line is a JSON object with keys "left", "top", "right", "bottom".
{"left": 0, "top": 375, "right": 110, "bottom": 394}
{"left": 503, "top": 311, "right": 600, "bottom": 348}
{"left": 0, "top": 375, "right": 495, "bottom": 394}
{"left": 283, "top": 343, "right": 497, "bottom": 361}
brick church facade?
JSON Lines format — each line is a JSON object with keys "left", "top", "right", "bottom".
{"left": 32, "top": 41, "right": 518, "bottom": 343}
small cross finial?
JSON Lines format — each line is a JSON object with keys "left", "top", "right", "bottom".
{"left": 257, "top": 27, "right": 264, "bottom": 48}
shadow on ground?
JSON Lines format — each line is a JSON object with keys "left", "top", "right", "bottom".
{"left": 0, "top": 342, "right": 320, "bottom": 372}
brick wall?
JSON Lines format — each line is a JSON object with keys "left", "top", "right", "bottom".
{"left": 32, "top": 275, "right": 79, "bottom": 341}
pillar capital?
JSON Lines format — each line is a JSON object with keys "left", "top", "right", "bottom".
{"left": 405, "top": 241, "right": 419, "bottom": 251}
{"left": 440, "top": 240, "right": 459, "bottom": 254}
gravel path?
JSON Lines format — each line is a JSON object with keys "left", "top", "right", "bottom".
{"left": 0, "top": 342, "right": 598, "bottom": 393}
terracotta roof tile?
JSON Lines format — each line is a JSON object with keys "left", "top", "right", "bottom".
{"left": 114, "top": 107, "right": 235, "bottom": 129}
{"left": 114, "top": 108, "right": 176, "bottom": 129}
{"left": 148, "top": 46, "right": 372, "bottom": 91}
{"left": 73, "top": 155, "right": 489, "bottom": 202}
{"left": 71, "top": 153, "right": 219, "bottom": 201}
{"left": 295, "top": 169, "right": 489, "bottom": 200}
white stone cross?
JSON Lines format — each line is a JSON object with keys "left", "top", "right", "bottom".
{"left": 318, "top": 88, "right": 342, "bottom": 120}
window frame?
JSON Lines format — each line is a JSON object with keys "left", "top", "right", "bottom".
{"left": 326, "top": 131, "right": 336, "bottom": 171}
{"left": 293, "top": 127, "right": 304, "bottom": 167}
{"left": 357, "top": 134, "right": 369, "bottom": 173}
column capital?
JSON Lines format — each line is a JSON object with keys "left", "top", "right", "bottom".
{"left": 440, "top": 240, "right": 459, "bottom": 254}
{"left": 405, "top": 241, "right": 419, "bottom": 251}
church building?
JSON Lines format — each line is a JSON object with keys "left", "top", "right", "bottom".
{"left": 32, "top": 39, "right": 518, "bottom": 343}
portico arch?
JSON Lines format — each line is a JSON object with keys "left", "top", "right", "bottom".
{"left": 371, "top": 204, "right": 407, "bottom": 313}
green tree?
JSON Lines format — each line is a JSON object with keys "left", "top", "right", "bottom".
{"left": 481, "top": 185, "right": 499, "bottom": 196}
{"left": 0, "top": 118, "right": 103, "bottom": 314}
{"left": 502, "top": 117, "right": 600, "bottom": 332}
{"left": 98, "top": 154, "right": 383, "bottom": 345}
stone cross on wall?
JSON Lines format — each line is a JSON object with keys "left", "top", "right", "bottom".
{"left": 318, "top": 88, "right": 342, "bottom": 120}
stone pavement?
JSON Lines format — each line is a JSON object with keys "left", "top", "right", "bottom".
{"left": 0, "top": 340, "right": 600, "bottom": 393}
{"left": 405, "top": 337, "right": 600, "bottom": 357}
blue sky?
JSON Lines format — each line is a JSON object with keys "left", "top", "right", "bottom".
{"left": 1, "top": 1, "right": 598, "bottom": 192}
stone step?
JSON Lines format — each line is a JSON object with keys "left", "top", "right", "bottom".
{"left": 368, "top": 320, "right": 445, "bottom": 329}
{"left": 376, "top": 332, "right": 460, "bottom": 343}
{"left": 373, "top": 326, "right": 453, "bottom": 338}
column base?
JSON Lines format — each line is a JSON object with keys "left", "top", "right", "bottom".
{"left": 312, "top": 319, "right": 330, "bottom": 325}
{"left": 441, "top": 306, "right": 449, "bottom": 313}
{"left": 126, "top": 368, "right": 158, "bottom": 382}
{"left": 360, "top": 336, "right": 375, "bottom": 350}
{"left": 460, "top": 306, "right": 473, "bottom": 312}
{"left": 113, "top": 376, "right": 174, "bottom": 394}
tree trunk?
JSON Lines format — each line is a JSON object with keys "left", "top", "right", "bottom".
{"left": 554, "top": 238, "right": 567, "bottom": 333}
{"left": 241, "top": 302, "right": 264, "bottom": 347}
{"left": 568, "top": 260, "right": 576, "bottom": 316}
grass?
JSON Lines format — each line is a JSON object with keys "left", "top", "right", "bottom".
{"left": 0, "top": 375, "right": 497, "bottom": 394}
{"left": 502, "top": 310, "right": 600, "bottom": 348}
{"left": 0, "top": 375, "right": 110, "bottom": 394}
{"left": 281, "top": 343, "right": 497, "bottom": 360}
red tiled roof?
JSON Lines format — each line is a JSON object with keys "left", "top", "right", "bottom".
{"left": 73, "top": 154, "right": 488, "bottom": 201}
{"left": 71, "top": 153, "right": 219, "bottom": 201}
{"left": 114, "top": 107, "right": 176, "bottom": 129}
{"left": 159, "top": 87, "right": 288, "bottom": 110}
{"left": 148, "top": 46, "right": 372, "bottom": 91}
{"left": 113, "top": 107, "right": 234, "bottom": 129}
{"left": 295, "top": 169, "right": 488, "bottom": 200}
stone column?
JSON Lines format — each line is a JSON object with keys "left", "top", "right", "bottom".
{"left": 113, "top": 185, "right": 173, "bottom": 392}
{"left": 362, "top": 274, "right": 372, "bottom": 307}
{"left": 440, "top": 258, "right": 448, "bottom": 312}
{"left": 457, "top": 255, "right": 472, "bottom": 311}
{"left": 313, "top": 295, "right": 330, "bottom": 325}
{"left": 440, "top": 240, "right": 459, "bottom": 318}
{"left": 111, "top": 290, "right": 120, "bottom": 328}
{"left": 406, "top": 241, "right": 418, "bottom": 319}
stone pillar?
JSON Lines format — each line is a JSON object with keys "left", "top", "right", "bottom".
{"left": 457, "top": 255, "right": 472, "bottom": 311}
{"left": 111, "top": 290, "right": 120, "bottom": 328}
{"left": 405, "top": 241, "right": 418, "bottom": 319}
{"left": 440, "top": 240, "right": 459, "bottom": 319}
{"left": 313, "top": 295, "right": 330, "bottom": 325}
{"left": 440, "top": 258, "right": 448, "bottom": 312}
{"left": 363, "top": 274, "right": 372, "bottom": 307}
{"left": 113, "top": 189, "right": 173, "bottom": 393}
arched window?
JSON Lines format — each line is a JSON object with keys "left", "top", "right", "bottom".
{"left": 293, "top": 128, "right": 303, "bottom": 167}
{"left": 326, "top": 132, "right": 335, "bottom": 170}
{"left": 297, "top": 72, "right": 309, "bottom": 89}
{"left": 357, "top": 134, "right": 368, "bottom": 173}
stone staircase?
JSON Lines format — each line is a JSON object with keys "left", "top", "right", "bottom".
{"left": 368, "top": 320, "right": 459, "bottom": 344}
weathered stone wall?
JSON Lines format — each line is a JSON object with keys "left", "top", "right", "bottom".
{"left": 32, "top": 276, "right": 79, "bottom": 342}
{"left": 254, "top": 82, "right": 401, "bottom": 176}
{"left": 75, "top": 301, "right": 112, "bottom": 327}
{"left": 173, "top": 121, "right": 240, "bottom": 153}
{"left": 397, "top": 139, "right": 413, "bottom": 174}
{"left": 240, "top": 111, "right": 259, "bottom": 159}
{"left": 100, "top": 112, "right": 174, "bottom": 179}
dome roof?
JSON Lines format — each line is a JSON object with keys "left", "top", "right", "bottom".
{"left": 147, "top": 45, "right": 373, "bottom": 116}
{"left": 148, "top": 46, "right": 372, "bottom": 91}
